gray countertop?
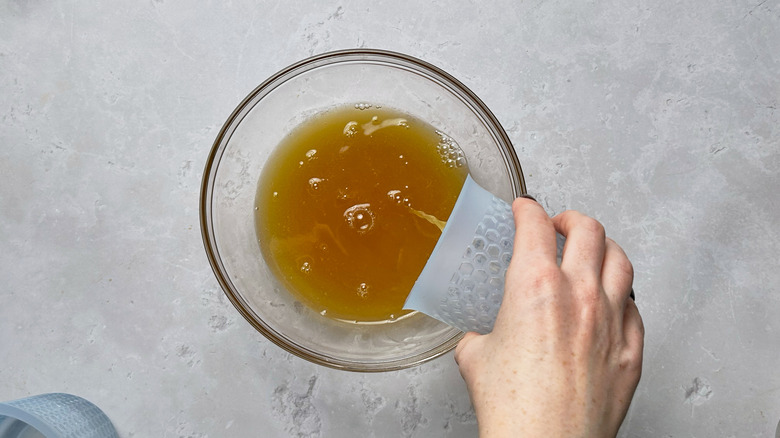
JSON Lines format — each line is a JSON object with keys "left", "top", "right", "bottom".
{"left": 1, "top": 1, "right": 778, "bottom": 436}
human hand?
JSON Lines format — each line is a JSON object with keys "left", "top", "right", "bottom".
{"left": 454, "top": 198, "right": 644, "bottom": 437}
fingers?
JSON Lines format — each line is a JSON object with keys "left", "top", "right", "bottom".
{"left": 601, "top": 238, "right": 634, "bottom": 307}
{"left": 552, "top": 212, "right": 633, "bottom": 308}
{"left": 552, "top": 211, "right": 606, "bottom": 278}
{"left": 509, "top": 197, "right": 558, "bottom": 270}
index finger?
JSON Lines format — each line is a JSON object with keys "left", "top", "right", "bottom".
{"left": 508, "top": 197, "right": 558, "bottom": 270}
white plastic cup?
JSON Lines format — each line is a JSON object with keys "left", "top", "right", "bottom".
{"left": 404, "top": 175, "right": 564, "bottom": 334}
{"left": 0, "top": 393, "right": 118, "bottom": 438}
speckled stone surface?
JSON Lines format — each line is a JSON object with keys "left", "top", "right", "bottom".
{"left": 1, "top": 1, "right": 778, "bottom": 437}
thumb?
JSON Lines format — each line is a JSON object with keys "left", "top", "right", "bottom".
{"left": 454, "top": 331, "right": 482, "bottom": 366}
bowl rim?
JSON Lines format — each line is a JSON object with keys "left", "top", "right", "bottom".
{"left": 199, "top": 48, "right": 526, "bottom": 372}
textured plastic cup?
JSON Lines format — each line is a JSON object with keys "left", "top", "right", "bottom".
{"left": 404, "top": 175, "right": 565, "bottom": 334}
{"left": 0, "top": 393, "right": 118, "bottom": 438}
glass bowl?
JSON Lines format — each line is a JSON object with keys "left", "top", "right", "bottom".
{"left": 200, "top": 49, "right": 525, "bottom": 371}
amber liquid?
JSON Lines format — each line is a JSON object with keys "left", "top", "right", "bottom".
{"left": 255, "top": 104, "right": 468, "bottom": 322}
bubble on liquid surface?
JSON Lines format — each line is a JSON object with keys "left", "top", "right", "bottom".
{"left": 362, "top": 117, "right": 409, "bottom": 136}
{"left": 387, "top": 189, "right": 403, "bottom": 203}
{"left": 300, "top": 261, "right": 312, "bottom": 274}
{"left": 355, "top": 103, "right": 372, "bottom": 110}
{"left": 357, "top": 282, "right": 369, "bottom": 298}
{"left": 343, "top": 121, "right": 359, "bottom": 137}
{"left": 305, "top": 149, "right": 317, "bottom": 161}
{"left": 387, "top": 189, "right": 413, "bottom": 207}
{"left": 435, "top": 130, "right": 467, "bottom": 168}
{"left": 344, "top": 203, "right": 375, "bottom": 234}
{"left": 308, "top": 177, "right": 323, "bottom": 193}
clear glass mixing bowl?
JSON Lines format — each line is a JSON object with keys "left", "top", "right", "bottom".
{"left": 200, "top": 49, "right": 525, "bottom": 371}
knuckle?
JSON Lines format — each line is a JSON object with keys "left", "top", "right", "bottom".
{"left": 577, "top": 294, "right": 605, "bottom": 327}
{"left": 622, "top": 345, "right": 644, "bottom": 374}
{"left": 635, "top": 312, "right": 646, "bottom": 338}
{"left": 608, "top": 239, "right": 634, "bottom": 279}
{"left": 526, "top": 264, "right": 564, "bottom": 292}
{"left": 574, "top": 277, "right": 603, "bottom": 304}
{"left": 569, "top": 278, "right": 610, "bottom": 327}
{"left": 619, "top": 258, "right": 635, "bottom": 280}
{"left": 621, "top": 311, "right": 645, "bottom": 373}
{"left": 505, "top": 264, "right": 563, "bottom": 310}
{"left": 578, "top": 215, "right": 606, "bottom": 239}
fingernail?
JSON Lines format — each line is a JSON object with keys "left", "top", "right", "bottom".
{"left": 518, "top": 193, "right": 537, "bottom": 202}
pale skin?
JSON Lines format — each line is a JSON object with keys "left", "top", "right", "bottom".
{"left": 455, "top": 198, "right": 645, "bottom": 438}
